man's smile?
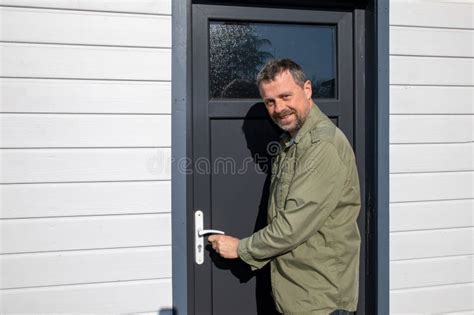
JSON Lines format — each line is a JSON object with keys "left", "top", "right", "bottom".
{"left": 274, "top": 110, "right": 296, "bottom": 125}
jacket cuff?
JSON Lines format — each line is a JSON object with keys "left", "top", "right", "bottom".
{"left": 238, "top": 237, "right": 269, "bottom": 271}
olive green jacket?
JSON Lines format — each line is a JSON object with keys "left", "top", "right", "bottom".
{"left": 238, "top": 104, "right": 361, "bottom": 315}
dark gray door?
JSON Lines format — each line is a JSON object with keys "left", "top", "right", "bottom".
{"left": 192, "top": 4, "right": 361, "bottom": 314}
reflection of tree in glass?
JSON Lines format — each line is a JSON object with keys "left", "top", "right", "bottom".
{"left": 309, "top": 75, "right": 335, "bottom": 99}
{"left": 210, "top": 23, "right": 273, "bottom": 98}
{"left": 314, "top": 78, "right": 335, "bottom": 99}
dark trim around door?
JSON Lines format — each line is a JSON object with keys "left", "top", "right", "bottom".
{"left": 374, "top": 0, "right": 390, "bottom": 313}
{"left": 171, "top": 1, "right": 193, "bottom": 314}
{"left": 171, "top": 1, "right": 389, "bottom": 314}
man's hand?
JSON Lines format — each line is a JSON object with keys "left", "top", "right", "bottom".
{"left": 208, "top": 235, "right": 240, "bottom": 259}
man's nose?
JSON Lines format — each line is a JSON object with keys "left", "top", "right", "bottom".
{"left": 274, "top": 100, "right": 286, "bottom": 113}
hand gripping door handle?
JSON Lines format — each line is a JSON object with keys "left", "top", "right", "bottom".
{"left": 195, "top": 210, "right": 225, "bottom": 264}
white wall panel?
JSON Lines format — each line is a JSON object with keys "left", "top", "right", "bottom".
{"left": 390, "top": 143, "right": 473, "bottom": 173}
{"left": 0, "top": 213, "right": 171, "bottom": 254}
{"left": 390, "top": 0, "right": 474, "bottom": 29}
{"left": 0, "top": 279, "right": 172, "bottom": 314}
{"left": 390, "top": 86, "right": 473, "bottom": 114}
{"left": 390, "top": 172, "right": 474, "bottom": 202}
{"left": 391, "top": 26, "right": 474, "bottom": 58}
{"left": 391, "top": 255, "right": 474, "bottom": 290}
{"left": 0, "top": 148, "right": 171, "bottom": 183}
{"left": 390, "top": 1, "right": 474, "bottom": 313}
{"left": 0, "top": 181, "right": 171, "bottom": 218}
{"left": 0, "top": 114, "right": 171, "bottom": 147}
{"left": 0, "top": 79, "right": 171, "bottom": 114}
{"left": 0, "top": 2, "right": 174, "bottom": 314}
{"left": 0, "top": 7, "right": 171, "bottom": 47}
{"left": 390, "top": 227, "right": 474, "bottom": 261}
{"left": 390, "top": 115, "right": 473, "bottom": 144}
{"left": 0, "top": 0, "right": 172, "bottom": 15}
{"left": 390, "top": 199, "right": 474, "bottom": 232}
{"left": 0, "top": 43, "right": 171, "bottom": 80}
{"left": 1, "top": 246, "right": 171, "bottom": 289}
{"left": 390, "top": 56, "right": 474, "bottom": 86}
{"left": 391, "top": 283, "right": 474, "bottom": 314}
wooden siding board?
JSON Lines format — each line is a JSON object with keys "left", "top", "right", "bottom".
{"left": 390, "top": 1, "right": 474, "bottom": 29}
{"left": 390, "top": 199, "right": 474, "bottom": 232}
{"left": 0, "top": 3, "right": 175, "bottom": 314}
{"left": 0, "top": 214, "right": 171, "bottom": 254}
{"left": 0, "top": 181, "right": 171, "bottom": 218}
{"left": 390, "top": 227, "right": 474, "bottom": 261}
{"left": 391, "top": 283, "right": 474, "bottom": 314}
{"left": 1, "top": 246, "right": 172, "bottom": 289}
{"left": 390, "top": 143, "right": 473, "bottom": 173}
{"left": 0, "top": 79, "right": 171, "bottom": 114}
{"left": 390, "top": 86, "right": 474, "bottom": 114}
{"left": 390, "top": 255, "right": 474, "bottom": 290}
{"left": 0, "top": 279, "right": 172, "bottom": 313}
{"left": 0, "top": 114, "right": 171, "bottom": 147}
{"left": 390, "top": 172, "right": 474, "bottom": 202}
{"left": 0, "top": 7, "right": 171, "bottom": 47}
{"left": 0, "top": 0, "right": 172, "bottom": 15}
{"left": 0, "top": 43, "right": 171, "bottom": 80}
{"left": 390, "top": 26, "right": 474, "bottom": 58}
{"left": 389, "top": 1, "right": 474, "bottom": 313}
{"left": 390, "top": 115, "right": 473, "bottom": 144}
{"left": 0, "top": 148, "right": 172, "bottom": 183}
{"left": 390, "top": 56, "right": 474, "bottom": 86}
{"left": 444, "top": 311, "right": 474, "bottom": 315}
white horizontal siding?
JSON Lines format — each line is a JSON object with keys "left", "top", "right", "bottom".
{"left": 0, "top": 279, "right": 172, "bottom": 313}
{"left": 391, "top": 227, "right": 474, "bottom": 261}
{"left": 391, "top": 255, "right": 474, "bottom": 289}
{"left": 0, "top": 1, "right": 172, "bottom": 313}
{"left": 390, "top": 115, "right": 473, "bottom": 144}
{"left": 0, "top": 181, "right": 171, "bottom": 218}
{"left": 390, "top": 1, "right": 474, "bottom": 313}
{"left": 391, "top": 56, "right": 474, "bottom": 86}
{"left": 391, "top": 1, "right": 474, "bottom": 29}
{"left": 0, "top": 213, "right": 171, "bottom": 254}
{"left": 0, "top": 43, "right": 171, "bottom": 80}
{"left": 0, "top": 0, "right": 171, "bottom": 15}
{"left": 390, "top": 86, "right": 473, "bottom": 114}
{"left": 390, "top": 199, "right": 474, "bottom": 231}
{"left": 390, "top": 143, "right": 473, "bottom": 173}
{"left": 0, "top": 79, "right": 171, "bottom": 114}
{"left": 0, "top": 114, "right": 171, "bottom": 147}
{"left": 0, "top": 7, "right": 171, "bottom": 47}
{"left": 391, "top": 283, "right": 474, "bottom": 314}
{"left": 0, "top": 148, "right": 171, "bottom": 183}
{"left": 391, "top": 172, "right": 474, "bottom": 202}
{"left": 1, "top": 246, "right": 172, "bottom": 289}
{"left": 391, "top": 26, "right": 474, "bottom": 57}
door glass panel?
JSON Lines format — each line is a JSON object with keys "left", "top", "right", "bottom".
{"left": 209, "top": 21, "right": 337, "bottom": 99}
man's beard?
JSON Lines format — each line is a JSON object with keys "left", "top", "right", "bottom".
{"left": 272, "top": 109, "right": 305, "bottom": 133}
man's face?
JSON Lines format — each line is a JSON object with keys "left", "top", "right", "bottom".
{"left": 259, "top": 71, "right": 313, "bottom": 136}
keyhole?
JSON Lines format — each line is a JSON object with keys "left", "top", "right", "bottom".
{"left": 198, "top": 244, "right": 202, "bottom": 252}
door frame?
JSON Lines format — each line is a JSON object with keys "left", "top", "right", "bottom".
{"left": 171, "top": 1, "right": 389, "bottom": 314}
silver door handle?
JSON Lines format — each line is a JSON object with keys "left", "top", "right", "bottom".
{"left": 198, "top": 229, "right": 225, "bottom": 237}
{"left": 195, "top": 210, "right": 225, "bottom": 265}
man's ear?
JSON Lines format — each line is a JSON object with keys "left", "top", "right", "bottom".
{"left": 304, "top": 80, "right": 312, "bottom": 99}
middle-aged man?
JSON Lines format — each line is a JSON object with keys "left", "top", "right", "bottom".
{"left": 209, "top": 59, "right": 361, "bottom": 315}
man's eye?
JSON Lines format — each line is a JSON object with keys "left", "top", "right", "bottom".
{"left": 265, "top": 101, "right": 274, "bottom": 107}
{"left": 282, "top": 95, "right": 291, "bottom": 100}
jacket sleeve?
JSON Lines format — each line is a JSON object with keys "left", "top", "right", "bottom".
{"left": 238, "top": 141, "right": 347, "bottom": 270}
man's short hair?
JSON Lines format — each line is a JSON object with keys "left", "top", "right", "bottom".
{"left": 256, "top": 58, "right": 307, "bottom": 88}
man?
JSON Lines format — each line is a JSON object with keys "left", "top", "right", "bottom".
{"left": 209, "top": 59, "right": 361, "bottom": 315}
